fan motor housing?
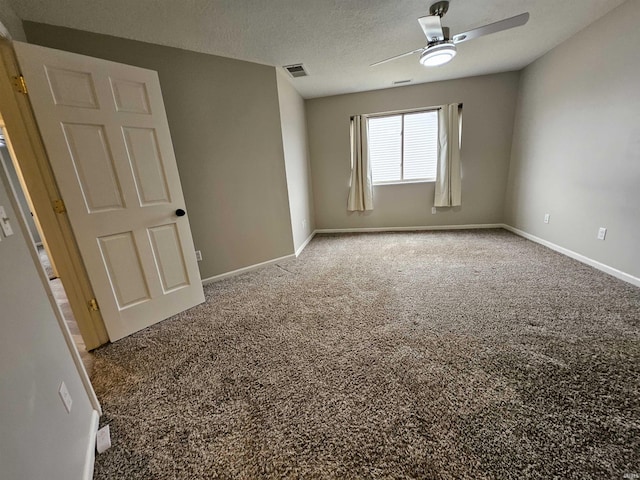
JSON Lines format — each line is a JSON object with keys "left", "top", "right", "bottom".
{"left": 429, "top": 1, "right": 449, "bottom": 17}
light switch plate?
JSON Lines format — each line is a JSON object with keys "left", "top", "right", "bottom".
{"left": 58, "top": 381, "right": 72, "bottom": 413}
{"left": 0, "top": 206, "right": 14, "bottom": 237}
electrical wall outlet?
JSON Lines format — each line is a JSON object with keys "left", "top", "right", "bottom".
{"left": 195, "top": 250, "right": 202, "bottom": 261}
{"left": 543, "top": 213, "right": 550, "bottom": 224}
{"left": 597, "top": 227, "right": 607, "bottom": 240}
{"left": 58, "top": 381, "right": 72, "bottom": 413}
{"left": 432, "top": 207, "right": 437, "bottom": 214}
{"left": 302, "top": 219, "right": 307, "bottom": 229}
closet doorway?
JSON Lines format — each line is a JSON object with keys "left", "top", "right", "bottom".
{"left": 0, "top": 128, "right": 93, "bottom": 371}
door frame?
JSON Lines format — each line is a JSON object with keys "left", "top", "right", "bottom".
{"left": 0, "top": 38, "right": 109, "bottom": 352}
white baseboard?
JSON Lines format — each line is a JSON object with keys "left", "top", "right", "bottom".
{"left": 295, "top": 231, "right": 316, "bottom": 257}
{"left": 200, "top": 224, "right": 639, "bottom": 289}
{"left": 82, "top": 409, "right": 100, "bottom": 480}
{"left": 201, "top": 225, "right": 500, "bottom": 284}
{"left": 315, "top": 223, "right": 503, "bottom": 234}
{"left": 502, "top": 224, "right": 640, "bottom": 288}
{"left": 201, "top": 253, "right": 296, "bottom": 285}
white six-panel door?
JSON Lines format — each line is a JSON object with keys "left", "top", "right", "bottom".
{"left": 14, "top": 41, "right": 205, "bottom": 341}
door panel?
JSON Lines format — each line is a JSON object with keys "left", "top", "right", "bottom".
{"left": 98, "top": 231, "right": 151, "bottom": 309}
{"left": 110, "top": 78, "right": 151, "bottom": 114}
{"left": 61, "top": 123, "right": 125, "bottom": 212}
{"left": 14, "top": 41, "right": 204, "bottom": 341}
{"left": 148, "top": 224, "right": 190, "bottom": 292}
{"left": 45, "top": 66, "right": 99, "bottom": 108}
{"left": 122, "top": 126, "right": 171, "bottom": 205}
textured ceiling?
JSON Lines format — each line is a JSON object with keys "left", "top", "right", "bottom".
{"left": 9, "top": 0, "right": 627, "bottom": 98}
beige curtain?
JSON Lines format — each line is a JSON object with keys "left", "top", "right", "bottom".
{"left": 434, "top": 103, "right": 462, "bottom": 207}
{"left": 347, "top": 115, "right": 373, "bottom": 211}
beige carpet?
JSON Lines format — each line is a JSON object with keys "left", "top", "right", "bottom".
{"left": 91, "top": 230, "right": 639, "bottom": 479}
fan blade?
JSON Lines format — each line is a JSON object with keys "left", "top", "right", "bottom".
{"left": 418, "top": 15, "right": 445, "bottom": 43}
{"left": 452, "top": 12, "right": 529, "bottom": 44}
{"left": 370, "top": 48, "right": 424, "bottom": 67}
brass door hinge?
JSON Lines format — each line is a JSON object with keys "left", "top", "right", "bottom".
{"left": 53, "top": 199, "right": 66, "bottom": 214}
{"left": 88, "top": 298, "right": 100, "bottom": 311}
{"left": 13, "top": 75, "right": 27, "bottom": 94}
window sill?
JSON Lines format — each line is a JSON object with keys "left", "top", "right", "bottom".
{"left": 373, "top": 179, "right": 435, "bottom": 186}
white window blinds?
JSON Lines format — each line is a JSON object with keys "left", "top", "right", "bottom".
{"left": 368, "top": 110, "right": 438, "bottom": 184}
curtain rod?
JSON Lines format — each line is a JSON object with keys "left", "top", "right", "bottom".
{"left": 352, "top": 103, "right": 463, "bottom": 120}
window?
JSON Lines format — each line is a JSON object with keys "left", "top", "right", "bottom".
{"left": 367, "top": 110, "right": 438, "bottom": 184}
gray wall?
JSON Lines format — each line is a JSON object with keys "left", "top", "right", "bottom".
{"left": 504, "top": 0, "right": 640, "bottom": 279}
{"left": 0, "top": 157, "right": 95, "bottom": 479}
{"left": 24, "top": 21, "right": 294, "bottom": 279}
{"left": 306, "top": 72, "right": 520, "bottom": 230}
{"left": 276, "top": 70, "right": 315, "bottom": 252}
{"left": 0, "top": 0, "right": 26, "bottom": 40}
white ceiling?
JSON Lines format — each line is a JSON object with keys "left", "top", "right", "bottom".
{"left": 10, "top": 0, "right": 627, "bottom": 99}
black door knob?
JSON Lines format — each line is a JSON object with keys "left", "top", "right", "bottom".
{"left": 175, "top": 209, "right": 186, "bottom": 217}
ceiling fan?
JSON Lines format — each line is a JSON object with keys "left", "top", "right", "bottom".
{"left": 371, "top": 1, "right": 529, "bottom": 67}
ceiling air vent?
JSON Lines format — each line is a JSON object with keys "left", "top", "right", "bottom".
{"left": 393, "top": 79, "right": 412, "bottom": 85}
{"left": 283, "top": 64, "right": 308, "bottom": 78}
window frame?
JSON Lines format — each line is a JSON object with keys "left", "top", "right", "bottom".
{"left": 365, "top": 107, "right": 440, "bottom": 186}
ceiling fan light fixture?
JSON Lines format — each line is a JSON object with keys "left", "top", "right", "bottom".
{"left": 419, "top": 42, "right": 457, "bottom": 67}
